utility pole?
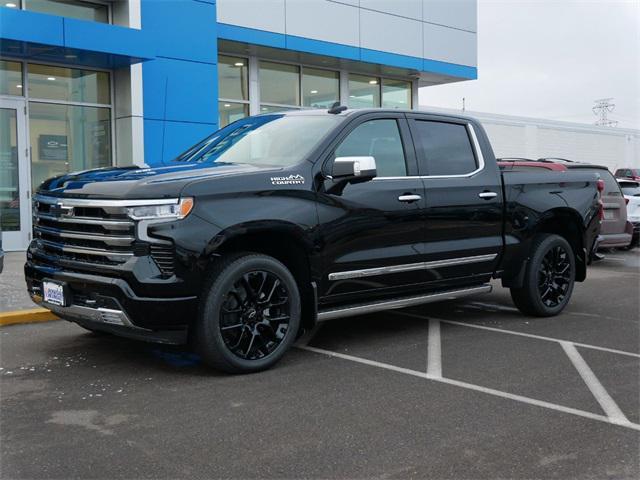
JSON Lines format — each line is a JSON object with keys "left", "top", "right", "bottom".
{"left": 592, "top": 98, "right": 618, "bottom": 127}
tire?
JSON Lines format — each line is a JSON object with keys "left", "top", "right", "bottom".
{"left": 510, "top": 234, "right": 576, "bottom": 317}
{"left": 196, "top": 253, "right": 301, "bottom": 373}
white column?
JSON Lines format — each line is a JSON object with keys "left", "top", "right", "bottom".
{"left": 249, "top": 55, "right": 260, "bottom": 115}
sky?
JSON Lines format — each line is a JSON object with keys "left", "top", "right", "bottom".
{"left": 419, "top": 0, "right": 640, "bottom": 129}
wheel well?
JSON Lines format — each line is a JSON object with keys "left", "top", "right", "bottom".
{"left": 536, "top": 211, "right": 586, "bottom": 281}
{"left": 213, "top": 231, "right": 316, "bottom": 330}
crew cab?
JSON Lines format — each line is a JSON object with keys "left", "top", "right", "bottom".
{"left": 25, "top": 108, "right": 601, "bottom": 373}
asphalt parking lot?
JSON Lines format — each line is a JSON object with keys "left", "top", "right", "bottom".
{"left": 1, "top": 250, "right": 638, "bottom": 479}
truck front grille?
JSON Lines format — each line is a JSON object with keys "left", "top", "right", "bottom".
{"left": 32, "top": 195, "right": 176, "bottom": 276}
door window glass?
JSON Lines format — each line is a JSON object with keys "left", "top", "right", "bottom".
{"left": 28, "top": 102, "right": 111, "bottom": 190}
{"left": 0, "top": 60, "right": 23, "bottom": 96}
{"left": 334, "top": 119, "right": 406, "bottom": 177}
{"left": 412, "top": 121, "right": 477, "bottom": 176}
{"left": 0, "top": 108, "right": 20, "bottom": 231}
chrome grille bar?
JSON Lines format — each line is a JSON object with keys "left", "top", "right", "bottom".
{"left": 39, "top": 239, "right": 134, "bottom": 258}
{"left": 34, "top": 225, "right": 135, "bottom": 246}
{"left": 35, "top": 212, "right": 134, "bottom": 230}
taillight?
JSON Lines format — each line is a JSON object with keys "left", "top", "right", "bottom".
{"left": 596, "top": 178, "right": 605, "bottom": 220}
{"left": 625, "top": 198, "right": 630, "bottom": 205}
{"left": 598, "top": 200, "right": 605, "bottom": 220}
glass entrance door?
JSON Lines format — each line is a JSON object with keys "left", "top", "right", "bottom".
{"left": 0, "top": 98, "right": 30, "bottom": 251}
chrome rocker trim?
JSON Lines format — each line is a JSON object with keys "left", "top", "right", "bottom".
{"left": 317, "top": 284, "right": 492, "bottom": 321}
{"left": 328, "top": 254, "right": 498, "bottom": 281}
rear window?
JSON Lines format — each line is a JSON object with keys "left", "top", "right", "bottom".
{"left": 411, "top": 120, "right": 477, "bottom": 176}
{"left": 619, "top": 181, "right": 640, "bottom": 196}
{"left": 579, "top": 169, "right": 621, "bottom": 196}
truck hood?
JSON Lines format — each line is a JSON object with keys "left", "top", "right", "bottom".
{"left": 37, "top": 162, "right": 280, "bottom": 199}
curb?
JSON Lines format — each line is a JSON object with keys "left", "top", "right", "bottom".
{"left": 0, "top": 308, "right": 60, "bottom": 326}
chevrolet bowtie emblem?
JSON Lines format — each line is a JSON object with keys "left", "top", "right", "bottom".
{"left": 50, "top": 204, "right": 74, "bottom": 217}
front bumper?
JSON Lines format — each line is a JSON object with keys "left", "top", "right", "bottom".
{"left": 26, "top": 262, "right": 196, "bottom": 344}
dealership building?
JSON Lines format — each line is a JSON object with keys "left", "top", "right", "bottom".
{"left": 0, "top": 0, "right": 478, "bottom": 250}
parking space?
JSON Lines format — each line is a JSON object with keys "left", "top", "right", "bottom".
{"left": 1, "top": 250, "right": 639, "bottom": 478}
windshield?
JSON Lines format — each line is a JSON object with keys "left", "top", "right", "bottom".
{"left": 173, "top": 114, "right": 341, "bottom": 167}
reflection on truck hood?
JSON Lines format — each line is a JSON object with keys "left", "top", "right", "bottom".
{"left": 37, "top": 162, "right": 279, "bottom": 199}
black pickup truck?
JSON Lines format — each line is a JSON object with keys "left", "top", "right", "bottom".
{"left": 25, "top": 108, "right": 601, "bottom": 373}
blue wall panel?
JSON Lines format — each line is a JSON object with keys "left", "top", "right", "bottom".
{"left": 0, "top": 8, "right": 64, "bottom": 46}
{"left": 144, "top": 119, "right": 216, "bottom": 164}
{"left": 141, "top": 0, "right": 217, "bottom": 64}
{"left": 142, "top": 57, "right": 218, "bottom": 124}
{"left": 141, "top": 0, "right": 218, "bottom": 166}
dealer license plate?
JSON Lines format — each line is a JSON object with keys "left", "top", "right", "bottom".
{"left": 43, "top": 281, "right": 66, "bottom": 306}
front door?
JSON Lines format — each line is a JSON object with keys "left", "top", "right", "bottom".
{"left": 317, "top": 113, "right": 427, "bottom": 306}
{"left": 0, "top": 98, "right": 30, "bottom": 251}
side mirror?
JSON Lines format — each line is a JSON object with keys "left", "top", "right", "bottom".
{"left": 332, "top": 156, "right": 377, "bottom": 179}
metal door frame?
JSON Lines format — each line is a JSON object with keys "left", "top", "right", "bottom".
{"left": 0, "top": 96, "right": 31, "bottom": 251}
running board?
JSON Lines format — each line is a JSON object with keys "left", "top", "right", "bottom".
{"left": 317, "top": 284, "right": 492, "bottom": 321}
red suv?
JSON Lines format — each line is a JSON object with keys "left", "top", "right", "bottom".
{"left": 614, "top": 168, "right": 640, "bottom": 181}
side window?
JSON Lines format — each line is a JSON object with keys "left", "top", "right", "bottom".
{"left": 412, "top": 120, "right": 477, "bottom": 176}
{"left": 334, "top": 119, "right": 407, "bottom": 177}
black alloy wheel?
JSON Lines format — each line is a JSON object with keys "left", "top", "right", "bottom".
{"left": 510, "top": 234, "right": 576, "bottom": 317}
{"left": 537, "top": 245, "right": 572, "bottom": 308}
{"left": 219, "top": 270, "right": 291, "bottom": 361}
{"left": 197, "top": 253, "right": 301, "bottom": 373}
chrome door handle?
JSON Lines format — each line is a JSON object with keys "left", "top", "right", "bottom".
{"left": 478, "top": 191, "right": 497, "bottom": 199}
{"left": 398, "top": 194, "right": 422, "bottom": 203}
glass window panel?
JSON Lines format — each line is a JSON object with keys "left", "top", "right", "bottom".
{"left": 29, "top": 102, "right": 111, "bottom": 190}
{"left": 382, "top": 79, "right": 411, "bottom": 109}
{"left": 28, "top": 64, "right": 110, "bottom": 104}
{"left": 348, "top": 74, "right": 380, "bottom": 109}
{"left": 302, "top": 68, "right": 339, "bottom": 108}
{"left": 0, "top": 108, "right": 20, "bottom": 231}
{"left": 0, "top": 60, "right": 23, "bottom": 96}
{"left": 412, "top": 121, "right": 477, "bottom": 176}
{"left": 219, "top": 101, "right": 248, "bottom": 128}
{"left": 259, "top": 105, "right": 299, "bottom": 114}
{"left": 335, "top": 119, "right": 406, "bottom": 177}
{"left": 218, "top": 55, "right": 248, "bottom": 101}
{"left": 259, "top": 62, "right": 299, "bottom": 106}
{"left": 25, "top": 0, "right": 109, "bottom": 23}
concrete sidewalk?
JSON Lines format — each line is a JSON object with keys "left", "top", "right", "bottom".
{"left": 1, "top": 251, "right": 36, "bottom": 312}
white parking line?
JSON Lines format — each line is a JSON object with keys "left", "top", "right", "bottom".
{"left": 393, "top": 311, "right": 640, "bottom": 359}
{"left": 560, "top": 341, "right": 630, "bottom": 425}
{"left": 297, "top": 344, "right": 640, "bottom": 431}
{"left": 427, "top": 319, "right": 442, "bottom": 379}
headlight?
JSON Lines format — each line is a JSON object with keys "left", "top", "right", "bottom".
{"left": 127, "top": 197, "right": 194, "bottom": 220}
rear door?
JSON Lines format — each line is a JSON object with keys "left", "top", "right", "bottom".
{"left": 407, "top": 114, "right": 503, "bottom": 286}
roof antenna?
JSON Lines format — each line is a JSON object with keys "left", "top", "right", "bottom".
{"left": 328, "top": 102, "right": 347, "bottom": 114}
